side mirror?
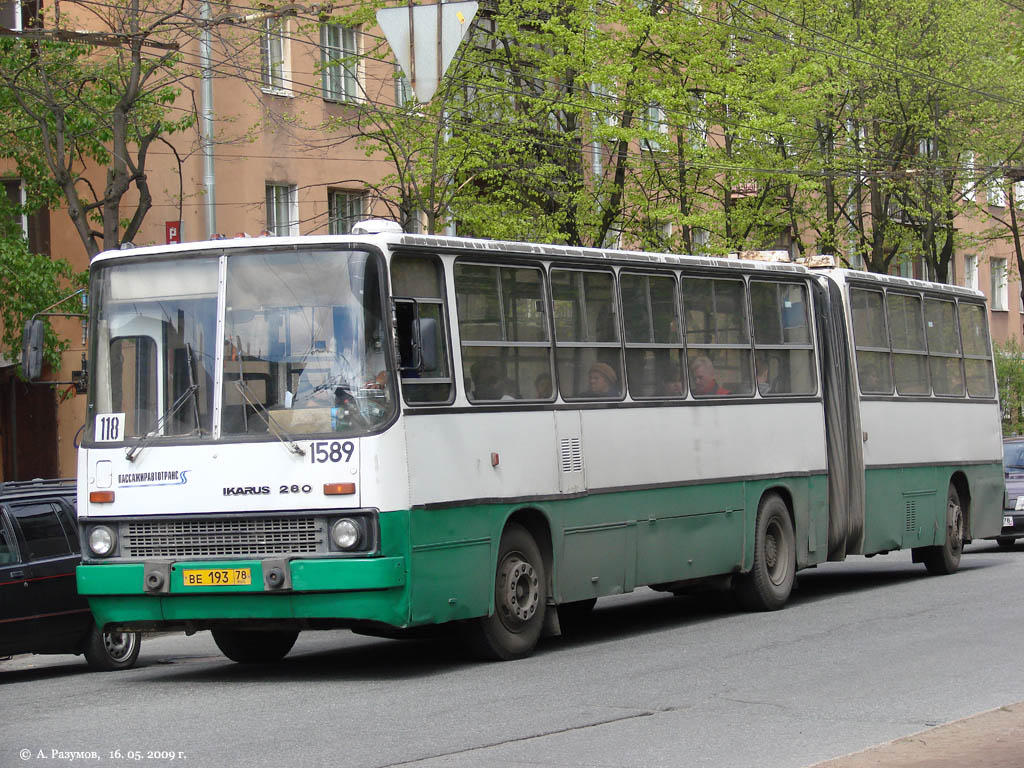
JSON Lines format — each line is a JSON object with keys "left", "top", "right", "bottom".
{"left": 21, "top": 317, "right": 45, "bottom": 381}
{"left": 417, "top": 317, "right": 438, "bottom": 373}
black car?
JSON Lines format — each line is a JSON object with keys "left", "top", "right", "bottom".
{"left": 0, "top": 479, "right": 140, "bottom": 670}
{"left": 997, "top": 437, "right": 1024, "bottom": 549}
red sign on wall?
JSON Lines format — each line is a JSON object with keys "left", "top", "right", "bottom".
{"left": 165, "top": 221, "right": 182, "bottom": 244}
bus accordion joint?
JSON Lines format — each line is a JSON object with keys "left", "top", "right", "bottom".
{"left": 324, "top": 483, "right": 356, "bottom": 496}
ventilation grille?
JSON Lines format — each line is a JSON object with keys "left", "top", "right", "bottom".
{"left": 559, "top": 437, "right": 584, "bottom": 474}
{"left": 122, "top": 516, "right": 323, "bottom": 558}
{"left": 904, "top": 500, "right": 918, "bottom": 533}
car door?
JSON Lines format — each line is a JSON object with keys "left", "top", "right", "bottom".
{"left": 0, "top": 508, "right": 36, "bottom": 655}
{"left": 8, "top": 500, "right": 91, "bottom": 653}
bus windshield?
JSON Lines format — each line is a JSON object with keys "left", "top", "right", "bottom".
{"left": 88, "top": 247, "right": 395, "bottom": 443}
{"left": 222, "top": 248, "right": 393, "bottom": 437}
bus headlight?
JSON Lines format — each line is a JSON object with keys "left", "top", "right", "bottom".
{"left": 87, "top": 525, "right": 116, "bottom": 557}
{"left": 330, "top": 518, "right": 361, "bottom": 550}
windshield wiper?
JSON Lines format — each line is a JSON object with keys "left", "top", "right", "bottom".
{"left": 125, "top": 383, "right": 200, "bottom": 462}
{"left": 235, "top": 379, "right": 305, "bottom": 457}
{"left": 125, "top": 343, "right": 203, "bottom": 462}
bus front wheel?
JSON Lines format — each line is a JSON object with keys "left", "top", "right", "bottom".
{"left": 735, "top": 493, "right": 795, "bottom": 611}
{"left": 919, "top": 484, "right": 964, "bottom": 575}
{"left": 466, "top": 523, "right": 547, "bottom": 661}
{"left": 212, "top": 628, "right": 299, "bottom": 663}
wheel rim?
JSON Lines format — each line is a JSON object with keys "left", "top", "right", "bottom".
{"left": 948, "top": 495, "right": 964, "bottom": 555}
{"left": 103, "top": 631, "right": 137, "bottom": 663}
{"left": 764, "top": 517, "right": 790, "bottom": 587}
{"left": 496, "top": 551, "right": 540, "bottom": 633}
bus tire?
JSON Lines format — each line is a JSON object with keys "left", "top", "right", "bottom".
{"left": 466, "top": 523, "right": 546, "bottom": 661}
{"left": 735, "top": 493, "right": 795, "bottom": 611}
{"left": 921, "top": 484, "right": 964, "bottom": 575}
{"left": 83, "top": 622, "right": 141, "bottom": 671}
{"left": 212, "top": 628, "right": 298, "bottom": 663}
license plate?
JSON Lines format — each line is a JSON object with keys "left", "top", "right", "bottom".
{"left": 182, "top": 568, "right": 252, "bottom": 587}
{"left": 1004, "top": 516, "right": 1015, "bottom": 528}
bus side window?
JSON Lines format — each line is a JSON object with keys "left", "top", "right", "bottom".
{"left": 924, "top": 297, "right": 965, "bottom": 397}
{"left": 959, "top": 302, "right": 995, "bottom": 398}
{"left": 551, "top": 269, "right": 623, "bottom": 400}
{"left": 850, "top": 287, "right": 893, "bottom": 395}
{"left": 682, "top": 276, "right": 753, "bottom": 396}
{"left": 886, "top": 292, "right": 929, "bottom": 396}
{"left": 391, "top": 254, "right": 453, "bottom": 404}
{"left": 454, "top": 262, "right": 552, "bottom": 402}
{"left": 750, "top": 280, "right": 815, "bottom": 396}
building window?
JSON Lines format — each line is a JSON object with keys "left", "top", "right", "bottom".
{"left": 990, "top": 176, "right": 1007, "bottom": 207}
{"left": 642, "top": 103, "right": 668, "bottom": 152}
{"left": 962, "top": 151, "right": 976, "bottom": 202}
{"left": 261, "top": 17, "right": 288, "bottom": 93}
{"left": 964, "top": 255, "right": 978, "bottom": 291}
{"left": 2, "top": 179, "right": 27, "bottom": 237}
{"left": 991, "top": 257, "right": 1008, "bottom": 311}
{"left": 266, "top": 184, "right": 298, "bottom": 236}
{"left": 328, "top": 190, "right": 363, "bottom": 234}
{"left": 321, "top": 24, "right": 358, "bottom": 103}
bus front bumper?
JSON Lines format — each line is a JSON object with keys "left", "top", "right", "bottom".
{"left": 77, "top": 557, "right": 408, "bottom": 629}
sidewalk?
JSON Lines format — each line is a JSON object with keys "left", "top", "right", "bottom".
{"left": 810, "top": 702, "right": 1024, "bottom": 768}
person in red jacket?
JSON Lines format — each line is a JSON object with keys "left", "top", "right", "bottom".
{"left": 691, "top": 355, "right": 730, "bottom": 396}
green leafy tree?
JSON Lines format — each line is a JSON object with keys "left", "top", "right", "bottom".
{"left": 995, "top": 338, "right": 1024, "bottom": 436}
{"left": 0, "top": 0, "right": 194, "bottom": 259}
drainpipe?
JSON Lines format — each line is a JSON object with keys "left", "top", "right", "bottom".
{"left": 200, "top": 0, "right": 217, "bottom": 237}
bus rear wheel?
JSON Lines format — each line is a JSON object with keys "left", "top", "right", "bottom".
{"left": 735, "top": 493, "right": 795, "bottom": 611}
{"left": 921, "top": 484, "right": 964, "bottom": 575}
{"left": 466, "top": 523, "right": 546, "bottom": 661}
{"left": 212, "top": 628, "right": 299, "bottom": 663}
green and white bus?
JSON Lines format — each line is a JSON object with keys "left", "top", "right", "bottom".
{"left": 75, "top": 222, "right": 1004, "bottom": 661}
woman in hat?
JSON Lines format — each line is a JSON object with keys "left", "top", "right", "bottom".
{"left": 586, "top": 362, "right": 620, "bottom": 397}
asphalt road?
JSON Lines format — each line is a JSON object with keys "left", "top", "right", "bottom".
{"left": 4, "top": 540, "right": 1024, "bottom": 768}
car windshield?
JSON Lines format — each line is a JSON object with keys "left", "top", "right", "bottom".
{"left": 88, "top": 248, "right": 395, "bottom": 443}
{"left": 1004, "top": 442, "right": 1024, "bottom": 470}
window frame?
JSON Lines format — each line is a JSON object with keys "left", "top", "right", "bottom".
{"left": 454, "top": 260, "right": 554, "bottom": 404}
{"left": 321, "top": 22, "right": 359, "bottom": 103}
{"left": 260, "top": 17, "right": 289, "bottom": 95}
{"left": 328, "top": 189, "right": 364, "bottom": 235}
{"left": 958, "top": 299, "right": 996, "bottom": 399}
{"left": 266, "top": 183, "right": 298, "bottom": 236}
{"left": 550, "top": 266, "right": 625, "bottom": 402}
{"left": 850, "top": 285, "right": 894, "bottom": 396}
{"left": 619, "top": 269, "right": 686, "bottom": 400}
{"left": 749, "top": 277, "right": 817, "bottom": 398}
{"left": 390, "top": 252, "right": 456, "bottom": 406}
{"left": 680, "top": 273, "right": 754, "bottom": 398}
{"left": 885, "top": 290, "right": 930, "bottom": 396}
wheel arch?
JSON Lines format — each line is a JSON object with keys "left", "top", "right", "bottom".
{"left": 950, "top": 471, "right": 972, "bottom": 537}
{"left": 503, "top": 506, "right": 555, "bottom": 595}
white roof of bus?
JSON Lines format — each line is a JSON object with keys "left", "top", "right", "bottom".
{"left": 91, "top": 232, "right": 809, "bottom": 276}
{"left": 90, "top": 234, "right": 986, "bottom": 302}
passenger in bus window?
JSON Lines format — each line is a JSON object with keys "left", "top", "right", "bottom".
{"left": 471, "top": 359, "right": 514, "bottom": 401}
{"left": 584, "top": 363, "right": 619, "bottom": 397}
{"left": 691, "top": 355, "right": 730, "bottom": 396}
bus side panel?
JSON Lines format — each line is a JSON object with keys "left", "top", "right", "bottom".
{"left": 408, "top": 505, "right": 494, "bottom": 625}
{"left": 633, "top": 483, "right": 744, "bottom": 587}
{"left": 963, "top": 461, "right": 1005, "bottom": 539}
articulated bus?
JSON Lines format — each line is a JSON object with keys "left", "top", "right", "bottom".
{"left": 75, "top": 221, "right": 1003, "bottom": 661}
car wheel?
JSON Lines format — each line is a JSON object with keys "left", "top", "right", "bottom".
{"left": 83, "top": 622, "right": 141, "bottom": 671}
{"left": 996, "top": 536, "right": 1017, "bottom": 550}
